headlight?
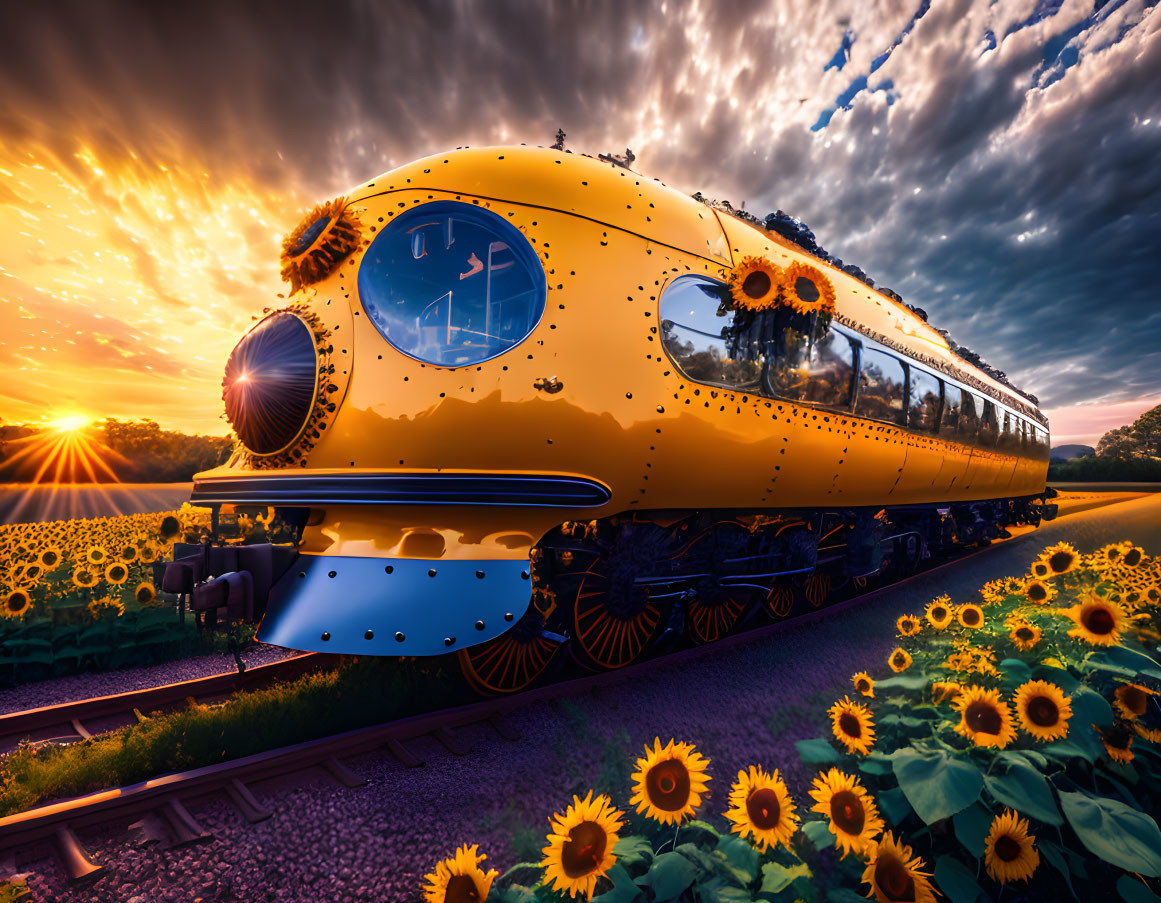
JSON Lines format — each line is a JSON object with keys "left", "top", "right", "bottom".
{"left": 222, "top": 311, "right": 318, "bottom": 456}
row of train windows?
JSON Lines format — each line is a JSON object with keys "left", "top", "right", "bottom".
{"left": 659, "top": 276, "right": 1049, "bottom": 458}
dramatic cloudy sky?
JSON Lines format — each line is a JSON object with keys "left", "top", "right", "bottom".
{"left": 1, "top": 0, "right": 1158, "bottom": 444}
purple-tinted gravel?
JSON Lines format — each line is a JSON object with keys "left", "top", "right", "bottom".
{"left": 0, "top": 643, "right": 294, "bottom": 716}
{"left": 10, "top": 494, "right": 1160, "bottom": 903}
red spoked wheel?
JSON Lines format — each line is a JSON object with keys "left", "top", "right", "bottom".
{"left": 571, "top": 567, "right": 664, "bottom": 671}
{"left": 458, "top": 603, "right": 560, "bottom": 695}
{"left": 765, "top": 582, "right": 798, "bottom": 620}
{"left": 804, "top": 573, "right": 832, "bottom": 608}
{"left": 687, "top": 591, "right": 750, "bottom": 645}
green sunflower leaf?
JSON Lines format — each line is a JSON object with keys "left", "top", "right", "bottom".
{"left": 796, "top": 738, "right": 841, "bottom": 764}
{"left": 983, "top": 757, "right": 1062, "bottom": 825}
{"left": 1071, "top": 685, "right": 1114, "bottom": 728}
{"left": 637, "top": 852, "right": 697, "bottom": 901}
{"left": 674, "top": 843, "right": 716, "bottom": 875}
{"left": 857, "top": 754, "right": 894, "bottom": 776}
{"left": 933, "top": 855, "right": 986, "bottom": 903}
{"left": 952, "top": 803, "right": 992, "bottom": 857}
{"left": 1059, "top": 789, "right": 1161, "bottom": 877}
{"left": 591, "top": 864, "right": 644, "bottom": 903}
{"left": 802, "top": 819, "right": 835, "bottom": 849}
{"left": 1118, "top": 873, "right": 1161, "bottom": 903}
{"left": 1031, "top": 664, "right": 1080, "bottom": 694}
{"left": 877, "top": 787, "right": 913, "bottom": 826}
{"left": 1040, "top": 738, "right": 1094, "bottom": 764}
{"left": 759, "top": 861, "right": 812, "bottom": 895}
{"left": 999, "top": 658, "right": 1032, "bottom": 687}
{"left": 696, "top": 878, "right": 753, "bottom": 903}
{"left": 1038, "top": 840, "right": 1078, "bottom": 898}
{"left": 875, "top": 673, "right": 930, "bottom": 690}
{"left": 891, "top": 747, "right": 983, "bottom": 825}
{"left": 1094, "top": 646, "right": 1161, "bottom": 681}
{"left": 612, "top": 835, "right": 654, "bottom": 871}
{"left": 679, "top": 819, "right": 721, "bottom": 847}
{"left": 714, "top": 835, "right": 759, "bottom": 885}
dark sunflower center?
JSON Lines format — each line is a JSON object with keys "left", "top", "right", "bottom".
{"left": 443, "top": 874, "right": 479, "bottom": 903}
{"left": 1026, "top": 696, "right": 1059, "bottom": 727}
{"left": 561, "top": 821, "right": 606, "bottom": 878}
{"left": 1122, "top": 687, "right": 1147, "bottom": 716}
{"left": 136, "top": 586, "right": 154, "bottom": 603}
{"left": 874, "top": 854, "right": 916, "bottom": 902}
{"left": 42, "top": 551, "right": 58, "bottom": 566}
{"left": 994, "top": 835, "right": 1022, "bottom": 862}
{"left": 1028, "top": 584, "right": 1047, "bottom": 602}
{"left": 1049, "top": 551, "right": 1073, "bottom": 572}
{"left": 109, "top": 566, "right": 126, "bottom": 581}
{"left": 161, "top": 516, "right": 180, "bottom": 537}
{"left": 965, "top": 701, "right": 1002, "bottom": 735}
{"left": 962, "top": 608, "right": 981, "bottom": 626}
{"left": 931, "top": 606, "right": 947, "bottom": 621}
{"left": 1015, "top": 627, "right": 1035, "bottom": 642}
{"left": 839, "top": 712, "right": 862, "bottom": 738}
{"left": 6, "top": 594, "right": 26, "bottom": 612}
{"left": 646, "top": 759, "right": 692, "bottom": 811}
{"left": 1105, "top": 725, "right": 1133, "bottom": 749}
{"left": 746, "top": 788, "right": 782, "bottom": 830}
{"left": 794, "top": 276, "right": 820, "bottom": 303}
{"left": 856, "top": 678, "right": 871, "bottom": 693}
{"left": 742, "top": 270, "right": 771, "bottom": 299}
{"left": 1123, "top": 548, "right": 1142, "bottom": 567}
{"left": 1084, "top": 607, "right": 1115, "bottom": 635}
{"left": 289, "top": 215, "right": 332, "bottom": 256}
{"left": 829, "top": 790, "right": 865, "bottom": 835}
{"left": 892, "top": 652, "right": 907, "bottom": 668}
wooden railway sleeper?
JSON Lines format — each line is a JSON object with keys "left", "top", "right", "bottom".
{"left": 54, "top": 826, "right": 103, "bottom": 883}
{"left": 226, "top": 779, "right": 272, "bottom": 823}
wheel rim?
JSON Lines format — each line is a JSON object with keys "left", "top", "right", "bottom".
{"left": 765, "top": 583, "right": 796, "bottom": 619}
{"left": 458, "top": 610, "right": 558, "bottom": 694}
{"left": 573, "top": 572, "right": 661, "bottom": 670}
{"left": 687, "top": 593, "right": 747, "bottom": 645}
{"left": 804, "top": 573, "right": 832, "bottom": 607}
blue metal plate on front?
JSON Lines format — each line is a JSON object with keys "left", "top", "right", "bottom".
{"left": 256, "top": 555, "right": 532, "bottom": 656}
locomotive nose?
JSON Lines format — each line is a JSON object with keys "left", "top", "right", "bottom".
{"left": 222, "top": 310, "right": 321, "bottom": 457}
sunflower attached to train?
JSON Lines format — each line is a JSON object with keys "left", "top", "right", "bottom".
{"left": 782, "top": 261, "right": 837, "bottom": 318}
{"left": 727, "top": 256, "right": 784, "bottom": 311}
{"left": 280, "top": 196, "right": 363, "bottom": 295}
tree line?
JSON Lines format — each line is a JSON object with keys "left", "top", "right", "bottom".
{"left": 1048, "top": 403, "right": 1161, "bottom": 482}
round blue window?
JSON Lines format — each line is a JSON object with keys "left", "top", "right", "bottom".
{"left": 358, "top": 201, "right": 546, "bottom": 366}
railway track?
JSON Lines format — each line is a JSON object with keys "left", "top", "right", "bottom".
{"left": 0, "top": 652, "right": 334, "bottom": 756}
{"left": 0, "top": 530, "right": 1036, "bottom": 885}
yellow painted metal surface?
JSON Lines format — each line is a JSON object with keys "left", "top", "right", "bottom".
{"left": 203, "top": 145, "right": 1050, "bottom": 560}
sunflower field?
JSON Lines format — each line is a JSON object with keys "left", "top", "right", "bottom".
{"left": 0, "top": 503, "right": 285, "bottom": 683}
{"left": 424, "top": 540, "right": 1161, "bottom": 903}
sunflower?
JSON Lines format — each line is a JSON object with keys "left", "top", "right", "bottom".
{"left": 159, "top": 515, "right": 181, "bottom": 540}
{"left": 924, "top": 596, "right": 953, "bottom": 629}
{"left": 104, "top": 562, "right": 129, "bottom": 586}
{"left": 422, "top": 844, "right": 498, "bottom": 903}
{"left": 1061, "top": 593, "right": 1125, "bottom": 646}
{"left": 629, "top": 738, "right": 711, "bottom": 825}
{"left": 724, "top": 765, "right": 799, "bottom": 853}
{"left": 809, "top": 768, "right": 884, "bottom": 859}
{"left": 888, "top": 648, "right": 912, "bottom": 673}
{"left": 1023, "top": 580, "right": 1055, "bottom": 605}
{"left": 1028, "top": 559, "right": 1052, "bottom": 580}
{"left": 781, "top": 261, "right": 836, "bottom": 317}
{"left": 852, "top": 672, "right": 875, "bottom": 698}
{"left": 983, "top": 809, "right": 1039, "bottom": 884}
{"left": 953, "top": 685, "right": 1016, "bottom": 749}
{"left": 139, "top": 541, "right": 160, "bottom": 564}
{"left": 87, "top": 596, "right": 125, "bottom": 620}
{"left": 1113, "top": 683, "right": 1157, "bottom": 721}
{"left": 829, "top": 696, "right": 876, "bottom": 756}
{"left": 1118, "top": 544, "right": 1145, "bottom": 569}
{"left": 727, "top": 256, "right": 783, "bottom": 311}
{"left": 541, "top": 790, "right": 624, "bottom": 900}
{"left": 86, "top": 546, "right": 108, "bottom": 566}
{"left": 861, "top": 832, "right": 937, "bottom": 903}
{"left": 1014, "top": 680, "right": 1072, "bottom": 742}
{"left": 2, "top": 589, "right": 32, "bottom": 619}
{"left": 1091, "top": 542, "right": 1126, "bottom": 571}
{"left": 957, "top": 604, "right": 984, "bottom": 629}
{"left": 280, "top": 196, "right": 363, "bottom": 294}
{"left": 1041, "top": 542, "right": 1080, "bottom": 576}
{"left": 38, "top": 546, "right": 62, "bottom": 569}
{"left": 932, "top": 681, "right": 962, "bottom": 704}
{"left": 72, "top": 566, "right": 99, "bottom": 589}
{"left": 1132, "top": 721, "right": 1161, "bottom": 743}
{"left": 1097, "top": 724, "right": 1134, "bottom": 763}
{"left": 1008, "top": 622, "right": 1041, "bottom": 651}
{"left": 134, "top": 583, "right": 158, "bottom": 606}
{"left": 896, "top": 614, "right": 921, "bottom": 637}
{"left": 120, "top": 544, "right": 139, "bottom": 563}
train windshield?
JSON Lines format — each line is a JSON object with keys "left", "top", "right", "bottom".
{"left": 358, "top": 201, "right": 546, "bottom": 366}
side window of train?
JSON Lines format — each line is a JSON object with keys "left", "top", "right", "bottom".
{"left": 907, "top": 366, "right": 942, "bottom": 432}
{"left": 766, "top": 325, "right": 857, "bottom": 409}
{"left": 659, "top": 276, "right": 765, "bottom": 391}
{"left": 857, "top": 346, "right": 906, "bottom": 425}
{"left": 957, "top": 390, "right": 979, "bottom": 443}
{"left": 940, "top": 383, "right": 960, "bottom": 433}
{"left": 977, "top": 397, "right": 999, "bottom": 447}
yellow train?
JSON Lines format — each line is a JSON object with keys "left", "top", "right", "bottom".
{"left": 166, "top": 145, "right": 1054, "bottom": 693}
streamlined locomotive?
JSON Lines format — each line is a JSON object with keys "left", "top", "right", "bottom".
{"left": 165, "top": 145, "right": 1054, "bottom": 693}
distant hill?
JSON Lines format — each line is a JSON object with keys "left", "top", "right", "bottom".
{"left": 1050, "top": 444, "right": 1096, "bottom": 461}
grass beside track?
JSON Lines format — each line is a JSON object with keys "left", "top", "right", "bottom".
{"left": 0, "top": 656, "right": 462, "bottom": 818}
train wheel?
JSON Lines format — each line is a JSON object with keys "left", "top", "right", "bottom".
{"left": 765, "top": 582, "right": 798, "bottom": 620}
{"left": 804, "top": 573, "right": 832, "bottom": 608}
{"left": 458, "top": 608, "right": 559, "bottom": 695}
{"left": 686, "top": 590, "right": 749, "bottom": 645}
{"left": 571, "top": 565, "right": 665, "bottom": 671}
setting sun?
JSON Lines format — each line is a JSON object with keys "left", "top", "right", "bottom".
{"left": 49, "top": 414, "right": 92, "bottom": 433}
